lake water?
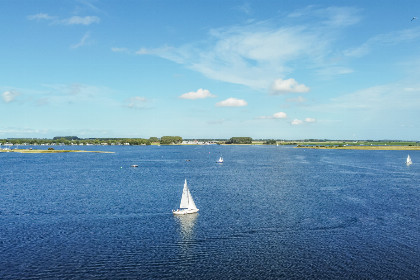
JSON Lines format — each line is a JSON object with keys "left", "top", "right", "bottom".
{"left": 1, "top": 145, "right": 419, "bottom": 279}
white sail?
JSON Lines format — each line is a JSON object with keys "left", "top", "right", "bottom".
{"left": 406, "top": 155, "right": 412, "bottom": 165}
{"left": 187, "top": 189, "right": 197, "bottom": 210}
{"left": 179, "top": 179, "right": 189, "bottom": 209}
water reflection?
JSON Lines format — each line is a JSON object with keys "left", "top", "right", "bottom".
{"left": 174, "top": 213, "right": 198, "bottom": 240}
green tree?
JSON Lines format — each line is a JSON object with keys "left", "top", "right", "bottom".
{"left": 226, "top": 137, "right": 253, "bottom": 144}
{"left": 160, "top": 136, "right": 183, "bottom": 145}
{"left": 264, "top": 139, "right": 276, "bottom": 145}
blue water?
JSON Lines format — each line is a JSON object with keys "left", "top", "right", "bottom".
{"left": 1, "top": 145, "right": 419, "bottom": 279}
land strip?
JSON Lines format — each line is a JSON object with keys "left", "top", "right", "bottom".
{"left": 0, "top": 149, "right": 114, "bottom": 153}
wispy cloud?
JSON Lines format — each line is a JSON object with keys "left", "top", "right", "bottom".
{"left": 344, "top": 28, "right": 420, "bottom": 58}
{"left": 111, "top": 47, "right": 131, "bottom": 54}
{"left": 62, "top": 15, "right": 100, "bottom": 25}
{"left": 36, "top": 83, "right": 116, "bottom": 106}
{"left": 125, "top": 96, "right": 149, "bottom": 109}
{"left": 28, "top": 13, "right": 100, "bottom": 25}
{"left": 2, "top": 90, "right": 20, "bottom": 103}
{"left": 304, "top": 78, "right": 420, "bottom": 127}
{"left": 179, "top": 88, "right": 216, "bottom": 100}
{"left": 288, "top": 6, "right": 362, "bottom": 27}
{"left": 134, "top": 6, "right": 361, "bottom": 92}
{"left": 71, "top": 32, "right": 91, "bottom": 49}
{"left": 216, "top": 98, "right": 247, "bottom": 107}
{"left": 27, "top": 13, "right": 56, "bottom": 21}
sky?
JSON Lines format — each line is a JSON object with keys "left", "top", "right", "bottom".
{"left": 1, "top": 0, "right": 420, "bottom": 140}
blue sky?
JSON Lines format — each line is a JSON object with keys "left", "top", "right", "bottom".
{"left": 1, "top": 0, "right": 420, "bottom": 140}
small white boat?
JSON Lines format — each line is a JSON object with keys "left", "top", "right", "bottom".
{"left": 173, "top": 179, "right": 199, "bottom": 215}
{"left": 406, "top": 154, "right": 412, "bottom": 166}
{"left": 217, "top": 156, "right": 223, "bottom": 163}
{"left": 131, "top": 164, "right": 139, "bottom": 167}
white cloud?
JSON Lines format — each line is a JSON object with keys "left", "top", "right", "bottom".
{"left": 271, "top": 78, "right": 310, "bottom": 95}
{"left": 2, "top": 90, "right": 19, "bottom": 103}
{"left": 216, "top": 98, "right": 247, "bottom": 107}
{"left": 259, "top": 112, "right": 287, "bottom": 119}
{"left": 273, "top": 112, "right": 287, "bottom": 119}
{"left": 291, "top": 119, "right": 303, "bottom": 125}
{"left": 179, "top": 88, "right": 216, "bottom": 100}
{"left": 290, "top": 117, "right": 316, "bottom": 125}
{"left": 71, "top": 32, "right": 91, "bottom": 49}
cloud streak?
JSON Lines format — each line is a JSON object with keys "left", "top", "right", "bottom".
{"left": 71, "top": 32, "right": 91, "bottom": 49}
{"left": 28, "top": 13, "right": 100, "bottom": 25}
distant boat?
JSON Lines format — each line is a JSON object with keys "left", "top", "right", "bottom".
{"left": 173, "top": 179, "right": 199, "bottom": 215}
{"left": 217, "top": 156, "right": 224, "bottom": 163}
{"left": 406, "top": 154, "right": 412, "bottom": 166}
{"left": 131, "top": 165, "right": 138, "bottom": 167}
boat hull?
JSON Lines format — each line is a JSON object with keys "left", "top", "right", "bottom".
{"left": 172, "top": 208, "right": 199, "bottom": 215}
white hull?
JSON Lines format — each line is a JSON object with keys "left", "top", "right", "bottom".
{"left": 173, "top": 208, "right": 199, "bottom": 215}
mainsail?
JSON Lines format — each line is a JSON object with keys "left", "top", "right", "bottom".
{"left": 179, "top": 179, "right": 197, "bottom": 210}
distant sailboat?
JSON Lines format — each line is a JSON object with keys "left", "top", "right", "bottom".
{"left": 173, "top": 179, "right": 199, "bottom": 215}
{"left": 217, "top": 156, "right": 224, "bottom": 163}
{"left": 406, "top": 154, "right": 412, "bottom": 166}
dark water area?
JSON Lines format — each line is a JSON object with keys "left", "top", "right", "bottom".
{"left": 1, "top": 145, "right": 419, "bottom": 279}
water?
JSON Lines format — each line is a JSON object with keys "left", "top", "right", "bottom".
{"left": 1, "top": 145, "right": 419, "bottom": 279}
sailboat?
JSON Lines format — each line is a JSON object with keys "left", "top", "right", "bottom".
{"left": 217, "top": 156, "right": 224, "bottom": 163}
{"left": 173, "top": 179, "right": 199, "bottom": 215}
{"left": 406, "top": 154, "right": 412, "bottom": 166}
